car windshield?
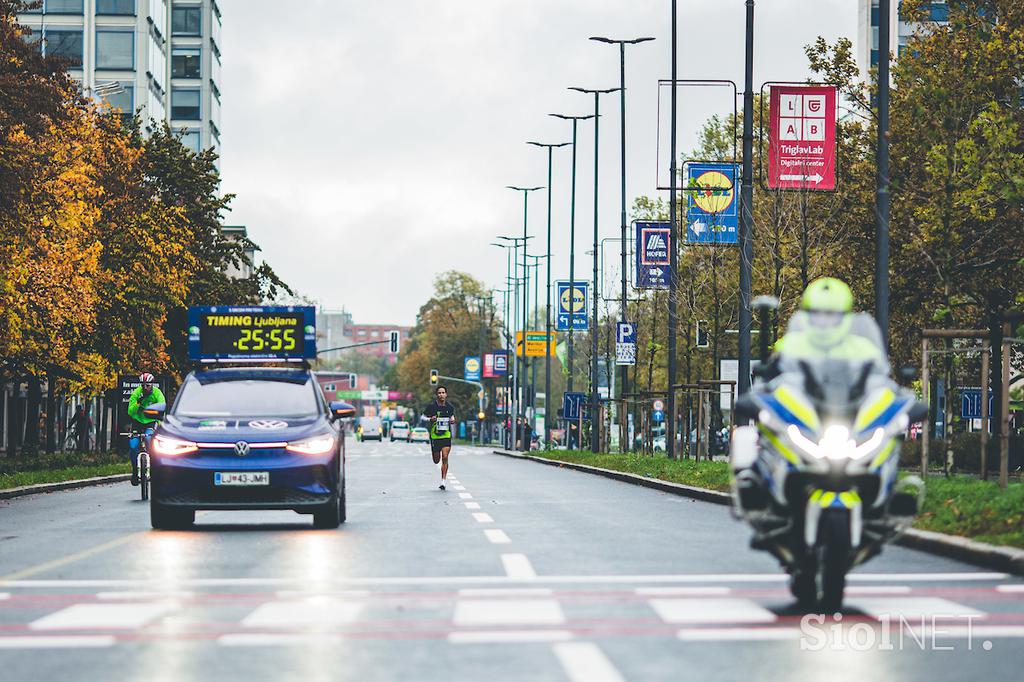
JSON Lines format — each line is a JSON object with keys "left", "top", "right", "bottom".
{"left": 174, "top": 377, "right": 320, "bottom": 418}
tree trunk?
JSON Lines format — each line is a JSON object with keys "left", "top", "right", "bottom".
{"left": 22, "top": 375, "right": 42, "bottom": 456}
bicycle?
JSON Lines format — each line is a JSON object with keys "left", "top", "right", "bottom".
{"left": 121, "top": 427, "right": 152, "bottom": 501}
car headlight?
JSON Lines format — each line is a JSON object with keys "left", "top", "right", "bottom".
{"left": 787, "top": 425, "right": 885, "bottom": 461}
{"left": 152, "top": 435, "right": 198, "bottom": 456}
{"left": 286, "top": 434, "right": 336, "bottom": 455}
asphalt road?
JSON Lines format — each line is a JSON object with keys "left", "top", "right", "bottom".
{"left": 0, "top": 437, "right": 1022, "bottom": 681}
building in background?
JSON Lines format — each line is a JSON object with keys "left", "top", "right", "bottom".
{"left": 221, "top": 225, "right": 256, "bottom": 279}
{"left": 18, "top": 0, "right": 221, "bottom": 157}
{"left": 857, "top": 1, "right": 949, "bottom": 84}
{"left": 315, "top": 308, "right": 410, "bottom": 365}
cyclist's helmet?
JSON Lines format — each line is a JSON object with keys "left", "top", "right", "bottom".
{"left": 799, "top": 278, "right": 854, "bottom": 348}
{"left": 139, "top": 372, "right": 155, "bottom": 389}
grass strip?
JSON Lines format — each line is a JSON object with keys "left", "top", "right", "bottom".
{"left": 0, "top": 462, "right": 131, "bottom": 490}
{"left": 531, "top": 450, "right": 732, "bottom": 492}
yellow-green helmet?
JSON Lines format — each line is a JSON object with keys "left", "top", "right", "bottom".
{"left": 800, "top": 278, "right": 854, "bottom": 313}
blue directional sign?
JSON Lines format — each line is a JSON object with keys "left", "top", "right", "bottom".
{"left": 961, "top": 389, "right": 993, "bottom": 420}
{"left": 635, "top": 221, "right": 671, "bottom": 289}
{"left": 685, "top": 162, "right": 739, "bottom": 245}
{"left": 464, "top": 356, "right": 481, "bottom": 382}
{"left": 562, "top": 391, "right": 587, "bottom": 421}
{"left": 615, "top": 321, "right": 637, "bottom": 366}
{"left": 556, "top": 281, "right": 589, "bottom": 331}
{"left": 652, "top": 410, "right": 665, "bottom": 423}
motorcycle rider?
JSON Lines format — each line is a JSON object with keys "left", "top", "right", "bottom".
{"left": 127, "top": 373, "right": 165, "bottom": 486}
{"left": 772, "top": 278, "right": 884, "bottom": 362}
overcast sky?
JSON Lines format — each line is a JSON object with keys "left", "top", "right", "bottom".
{"left": 219, "top": 0, "right": 858, "bottom": 327}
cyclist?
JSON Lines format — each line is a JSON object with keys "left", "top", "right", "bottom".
{"left": 423, "top": 385, "right": 455, "bottom": 490}
{"left": 127, "top": 373, "right": 165, "bottom": 486}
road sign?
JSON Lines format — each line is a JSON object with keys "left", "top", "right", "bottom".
{"left": 492, "top": 351, "right": 509, "bottom": 376}
{"left": 767, "top": 85, "right": 837, "bottom": 191}
{"left": 483, "top": 353, "right": 495, "bottom": 378}
{"left": 556, "top": 281, "right": 589, "bottom": 331}
{"left": 464, "top": 356, "right": 481, "bottom": 381}
{"left": 516, "top": 331, "right": 556, "bottom": 357}
{"left": 362, "top": 389, "right": 388, "bottom": 401}
{"left": 615, "top": 321, "right": 637, "bottom": 366}
{"left": 635, "top": 222, "right": 671, "bottom": 289}
{"left": 562, "top": 391, "right": 587, "bottom": 421}
{"left": 652, "top": 410, "right": 665, "bottom": 423}
{"left": 961, "top": 388, "right": 993, "bottom": 420}
{"left": 685, "top": 162, "right": 739, "bottom": 245}
{"left": 653, "top": 399, "right": 665, "bottom": 412}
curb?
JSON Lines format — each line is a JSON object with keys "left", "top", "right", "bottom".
{"left": 491, "top": 449, "right": 1024, "bottom": 577}
{"left": 0, "top": 474, "right": 132, "bottom": 500}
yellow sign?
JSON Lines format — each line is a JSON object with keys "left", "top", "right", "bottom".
{"left": 692, "top": 170, "right": 735, "bottom": 214}
{"left": 559, "top": 287, "right": 586, "bottom": 313}
{"left": 516, "top": 331, "right": 556, "bottom": 357}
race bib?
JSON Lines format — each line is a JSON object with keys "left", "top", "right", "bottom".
{"left": 435, "top": 416, "right": 451, "bottom": 433}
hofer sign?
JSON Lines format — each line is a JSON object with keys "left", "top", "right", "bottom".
{"left": 767, "top": 85, "right": 837, "bottom": 191}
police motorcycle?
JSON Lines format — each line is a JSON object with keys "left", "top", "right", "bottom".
{"left": 730, "top": 294, "right": 928, "bottom": 612}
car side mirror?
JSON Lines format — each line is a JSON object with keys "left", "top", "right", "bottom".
{"left": 898, "top": 365, "right": 918, "bottom": 383}
{"left": 141, "top": 402, "right": 166, "bottom": 420}
{"left": 330, "top": 401, "right": 356, "bottom": 420}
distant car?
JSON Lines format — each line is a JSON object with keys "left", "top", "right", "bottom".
{"left": 359, "top": 416, "right": 383, "bottom": 442}
{"left": 410, "top": 427, "right": 430, "bottom": 443}
{"left": 390, "top": 421, "right": 410, "bottom": 442}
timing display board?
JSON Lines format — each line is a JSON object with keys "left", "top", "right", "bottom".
{"left": 188, "top": 306, "right": 317, "bottom": 361}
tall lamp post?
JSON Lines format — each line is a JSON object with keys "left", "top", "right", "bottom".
{"left": 507, "top": 186, "right": 543, "bottom": 450}
{"left": 526, "top": 141, "right": 570, "bottom": 445}
{"left": 523, "top": 253, "right": 543, "bottom": 422}
{"left": 875, "top": 0, "right": 891, "bottom": 344}
{"left": 498, "top": 234, "right": 532, "bottom": 449}
{"left": 491, "top": 243, "right": 514, "bottom": 448}
{"left": 589, "top": 35, "right": 655, "bottom": 452}
{"left": 569, "top": 86, "right": 620, "bottom": 453}
{"left": 666, "top": 0, "right": 681, "bottom": 458}
{"left": 738, "top": 0, "right": 756, "bottom": 399}
{"left": 549, "top": 113, "right": 593, "bottom": 449}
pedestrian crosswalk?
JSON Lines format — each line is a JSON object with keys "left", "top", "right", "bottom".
{"left": 0, "top": 580, "right": 1021, "bottom": 650}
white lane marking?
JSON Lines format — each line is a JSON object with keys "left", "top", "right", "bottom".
{"left": 484, "top": 529, "right": 511, "bottom": 544}
{"left": 650, "top": 598, "right": 776, "bottom": 625}
{"left": 96, "top": 591, "right": 193, "bottom": 600}
{"left": 553, "top": 642, "right": 626, "bottom": 682}
{"left": 464, "top": 502, "right": 481, "bottom": 510}
{"left": 851, "top": 597, "right": 985, "bottom": 620}
{"left": 0, "top": 636, "right": 117, "bottom": 649}
{"left": 677, "top": 628, "right": 802, "bottom": 642}
{"left": 459, "top": 588, "right": 552, "bottom": 597}
{"left": 30, "top": 603, "right": 175, "bottom": 631}
{"left": 448, "top": 630, "right": 572, "bottom": 644}
{"left": 0, "top": 593, "right": 9, "bottom": 600}
{"left": 996, "top": 584, "right": 1024, "bottom": 593}
{"left": 219, "top": 633, "right": 341, "bottom": 647}
{"left": 274, "top": 590, "right": 369, "bottom": 599}
{"left": 453, "top": 599, "right": 565, "bottom": 626}
{"left": 472, "top": 513, "right": 494, "bottom": 524}
{"left": 636, "top": 587, "right": 731, "bottom": 596}
{"left": 453, "top": 485, "right": 467, "bottom": 491}
{"left": 458, "top": 492, "right": 473, "bottom": 500}
{"left": 847, "top": 572, "right": 1007, "bottom": 582}
{"left": 242, "top": 598, "right": 362, "bottom": 629}
{"left": 2, "top": 572, "right": 1008, "bottom": 589}
{"left": 501, "top": 554, "right": 537, "bottom": 579}
{"left": 845, "top": 586, "right": 913, "bottom": 595}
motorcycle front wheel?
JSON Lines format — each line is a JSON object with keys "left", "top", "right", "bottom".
{"left": 816, "top": 511, "right": 851, "bottom": 613}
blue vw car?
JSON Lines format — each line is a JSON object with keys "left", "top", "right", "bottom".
{"left": 144, "top": 367, "right": 354, "bottom": 530}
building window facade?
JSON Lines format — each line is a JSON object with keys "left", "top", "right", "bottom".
{"left": 96, "top": 0, "right": 136, "bottom": 15}
{"left": 96, "top": 29, "right": 134, "bottom": 70}
{"left": 171, "top": 46, "right": 200, "bottom": 78}
{"left": 171, "top": 5, "right": 201, "bottom": 36}
{"left": 178, "top": 128, "right": 201, "bottom": 152}
{"left": 34, "top": 0, "right": 84, "bottom": 13}
{"left": 171, "top": 87, "right": 200, "bottom": 120}
{"left": 45, "top": 28, "right": 84, "bottom": 67}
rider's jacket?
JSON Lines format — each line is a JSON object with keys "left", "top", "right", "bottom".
{"left": 128, "top": 386, "right": 165, "bottom": 425}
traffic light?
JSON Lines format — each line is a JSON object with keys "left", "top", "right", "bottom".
{"left": 477, "top": 410, "right": 486, "bottom": 421}
{"left": 696, "top": 320, "right": 710, "bottom": 348}
{"left": 348, "top": 373, "right": 358, "bottom": 388}
{"left": 429, "top": 369, "right": 439, "bottom": 386}
{"left": 389, "top": 330, "right": 400, "bottom": 354}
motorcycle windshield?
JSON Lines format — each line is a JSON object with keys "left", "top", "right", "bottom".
{"left": 775, "top": 312, "right": 890, "bottom": 417}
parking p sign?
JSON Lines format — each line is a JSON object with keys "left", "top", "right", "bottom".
{"left": 615, "top": 321, "right": 637, "bottom": 366}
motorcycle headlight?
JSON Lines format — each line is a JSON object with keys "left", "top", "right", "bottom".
{"left": 286, "top": 434, "right": 336, "bottom": 455}
{"left": 787, "top": 425, "right": 885, "bottom": 461}
{"left": 152, "top": 435, "right": 198, "bottom": 456}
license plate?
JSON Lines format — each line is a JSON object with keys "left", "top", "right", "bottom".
{"left": 214, "top": 472, "right": 270, "bottom": 486}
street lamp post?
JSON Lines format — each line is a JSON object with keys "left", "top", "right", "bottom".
{"left": 550, "top": 113, "right": 594, "bottom": 449}
{"left": 738, "top": 0, "right": 756, "bottom": 397}
{"left": 491, "top": 243, "right": 514, "bottom": 448}
{"left": 507, "top": 187, "right": 543, "bottom": 451}
{"left": 876, "top": 0, "right": 891, "bottom": 344}
{"left": 666, "top": 0, "right": 680, "bottom": 459}
{"left": 523, "top": 254, "right": 543, "bottom": 424}
{"left": 569, "top": 86, "right": 620, "bottom": 453}
{"left": 526, "top": 141, "right": 570, "bottom": 445}
{"left": 589, "top": 35, "right": 655, "bottom": 453}
{"left": 498, "top": 234, "right": 532, "bottom": 450}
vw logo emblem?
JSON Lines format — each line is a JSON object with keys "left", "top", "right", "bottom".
{"left": 234, "top": 441, "right": 250, "bottom": 456}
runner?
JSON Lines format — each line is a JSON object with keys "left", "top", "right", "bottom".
{"left": 422, "top": 385, "right": 455, "bottom": 490}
